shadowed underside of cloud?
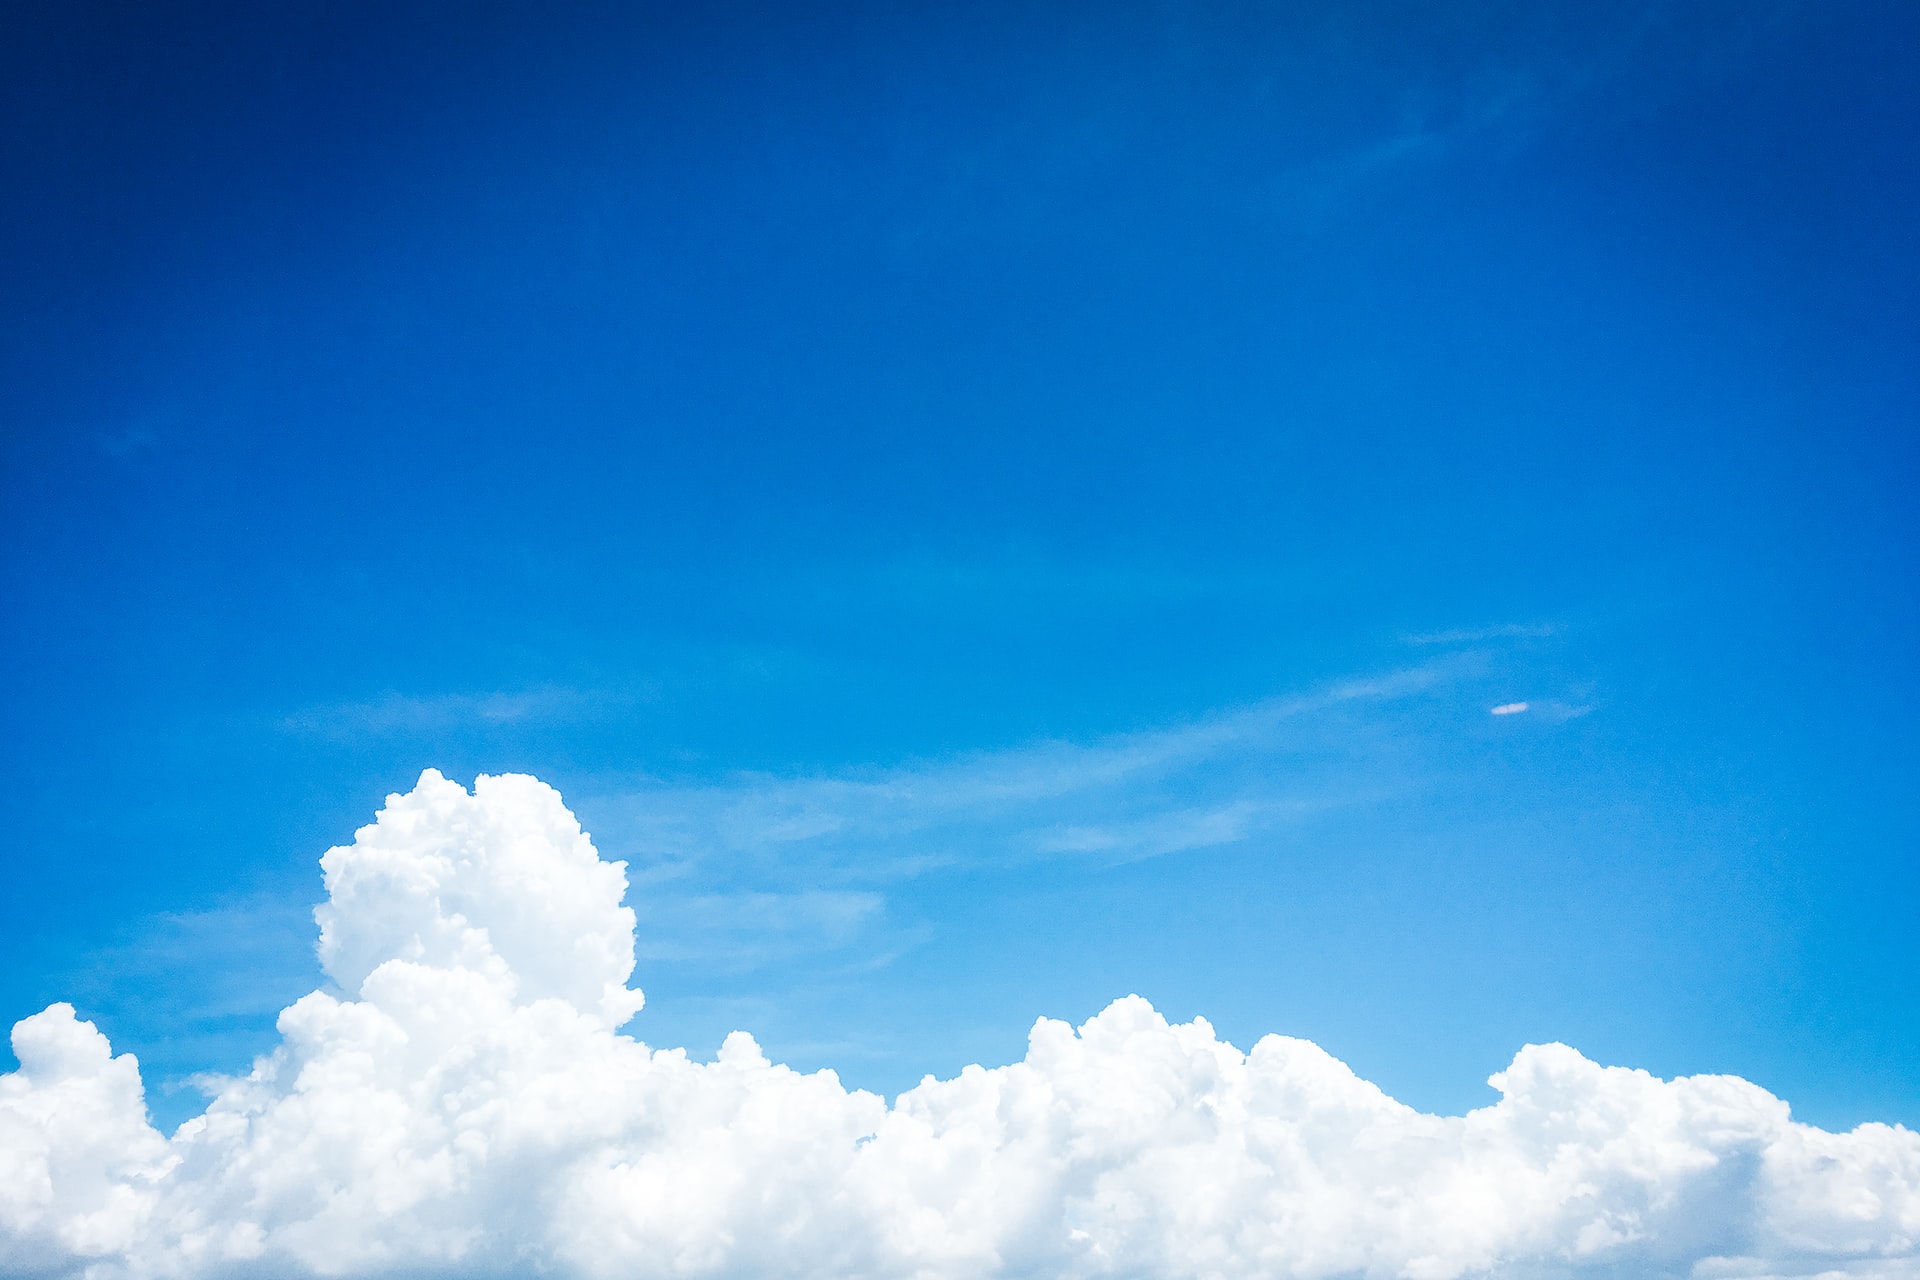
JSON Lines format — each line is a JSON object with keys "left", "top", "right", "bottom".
{"left": 3, "top": 773, "right": 1916, "bottom": 1280}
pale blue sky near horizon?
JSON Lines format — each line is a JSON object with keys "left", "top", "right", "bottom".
{"left": 2, "top": 0, "right": 1915, "bottom": 1135}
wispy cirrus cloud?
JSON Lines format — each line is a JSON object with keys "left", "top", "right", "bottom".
{"left": 51, "top": 894, "right": 323, "bottom": 1114}
{"left": 630, "top": 889, "right": 888, "bottom": 967}
{"left": 1405, "top": 622, "right": 1560, "bottom": 646}
{"left": 573, "top": 659, "right": 1489, "bottom": 972}
{"left": 593, "top": 660, "right": 1467, "bottom": 881}
{"left": 566, "top": 642, "right": 1628, "bottom": 986}
{"left": 1282, "top": 1, "right": 1805, "bottom": 218}
{"left": 95, "top": 423, "right": 161, "bottom": 460}
{"left": 280, "top": 684, "right": 648, "bottom": 737}
{"left": 1031, "top": 798, "right": 1277, "bottom": 862}
{"left": 1489, "top": 696, "right": 1597, "bottom": 721}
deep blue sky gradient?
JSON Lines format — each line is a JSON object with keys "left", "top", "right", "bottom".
{"left": 2, "top": 1, "right": 1916, "bottom": 1131}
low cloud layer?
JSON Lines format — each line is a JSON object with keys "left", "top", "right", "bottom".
{"left": 4, "top": 772, "right": 1916, "bottom": 1279}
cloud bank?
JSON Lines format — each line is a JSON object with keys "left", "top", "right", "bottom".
{"left": 3, "top": 772, "right": 1916, "bottom": 1279}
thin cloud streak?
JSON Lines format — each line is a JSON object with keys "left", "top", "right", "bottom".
{"left": 280, "top": 685, "right": 647, "bottom": 737}
{"left": 1406, "top": 623, "right": 1560, "bottom": 646}
{"left": 595, "top": 659, "right": 1469, "bottom": 870}
{"left": 581, "top": 659, "right": 1485, "bottom": 966}
{"left": 631, "top": 890, "right": 886, "bottom": 967}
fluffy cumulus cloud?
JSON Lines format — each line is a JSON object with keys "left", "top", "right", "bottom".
{"left": 3, "top": 772, "right": 1917, "bottom": 1279}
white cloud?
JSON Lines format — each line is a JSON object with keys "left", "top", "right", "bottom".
{"left": 4, "top": 770, "right": 1917, "bottom": 1279}
{"left": 572, "top": 662, "right": 1476, "bottom": 973}
{"left": 600, "top": 662, "right": 1461, "bottom": 873}
{"left": 631, "top": 890, "right": 887, "bottom": 965}
{"left": 280, "top": 685, "right": 643, "bottom": 737}
{"left": 1492, "top": 702, "right": 1531, "bottom": 716}
{"left": 1404, "top": 624, "right": 1560, "bottom": 646}
{"left": 1031, "top": 800, "right": 1270, "bottom": 861}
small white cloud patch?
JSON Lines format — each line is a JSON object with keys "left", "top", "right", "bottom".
{"left": 3, "top": 770, "right": 1916, "bottom": 1280}
{"left": 1491, "top": 701, "right": 1531, "bottom": 715}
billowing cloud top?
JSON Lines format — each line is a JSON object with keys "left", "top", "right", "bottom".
{"left": 3, "top": 772, "right": 1916, "bottom": 1279}
{"left": 314, "top": 770, "right": 645, "bottom": 1027}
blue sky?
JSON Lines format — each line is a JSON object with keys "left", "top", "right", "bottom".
{"left": 2, "top": 0, "right": 1916, "bottom": 1139}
